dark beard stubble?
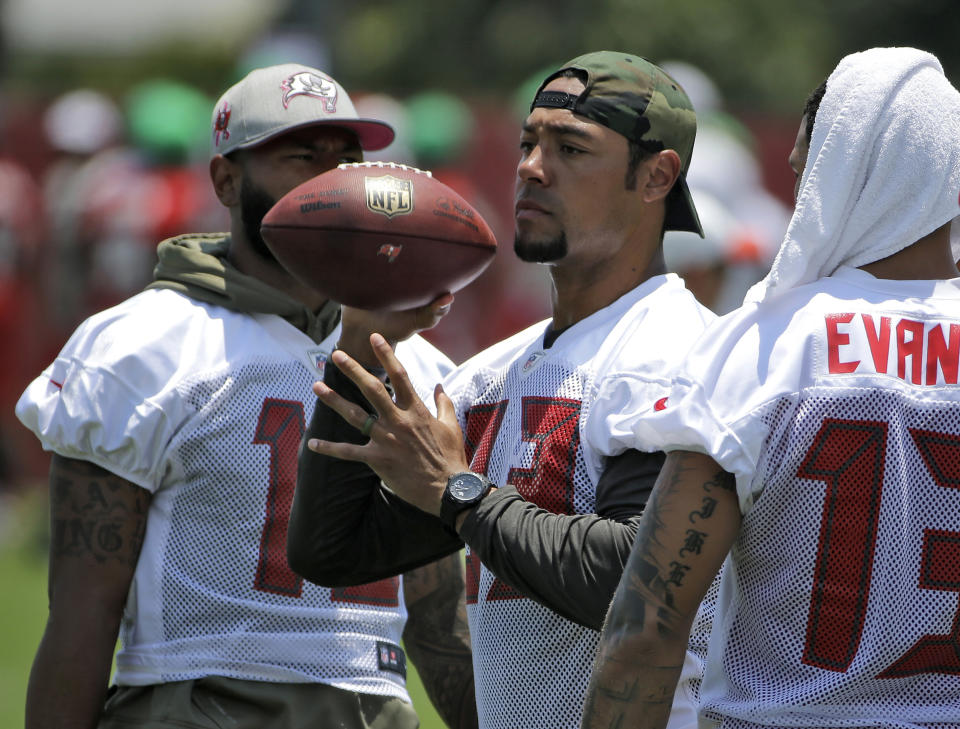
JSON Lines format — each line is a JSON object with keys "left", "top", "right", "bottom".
{"left": 240, "top": 176, "right": 279, "bottom": 262}
{"left": 513, "top": 230, "right": 568, "bottom": 263}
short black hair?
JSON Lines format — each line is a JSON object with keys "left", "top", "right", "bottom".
{"left": 624, "top": 140, "right": 654, "bottom": 190}
{"left": 803, "top": 78, "right": 828, "bottom": 142}
{"left": 557, "top": 67, "right": 587, "bottom": 83}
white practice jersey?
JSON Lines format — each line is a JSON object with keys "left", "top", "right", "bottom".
{"left": 16, "top": 288, "right": 453, "bottom": 697}
{"left": 443, "top": 274, "right": 715, "bottom": 729}
{"left": 632, "top": 267, "right": 960, "bottom": 728}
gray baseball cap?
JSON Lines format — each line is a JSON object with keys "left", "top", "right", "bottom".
{"left": 210, "top": 64, "right": 395, "bottom": 157}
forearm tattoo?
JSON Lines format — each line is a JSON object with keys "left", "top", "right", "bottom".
{"left": 49, "top": 455, "right": 149, "bottom": 566}
{"left": 618, "top": 454, "right": 734, "bottom": 624}
{"left": 403, "top": 554, "right": 478, "bottom": 729}
{"left": 583, "top": 454, "right": 735, "bottom": 728}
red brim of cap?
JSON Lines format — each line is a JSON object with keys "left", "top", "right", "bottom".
{"left": 338, "top": 119, "right": 396, "bottom": 151}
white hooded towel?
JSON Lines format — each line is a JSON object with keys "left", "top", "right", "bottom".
{"left": 745, "top": 47, "right": 960, "bottom": 303}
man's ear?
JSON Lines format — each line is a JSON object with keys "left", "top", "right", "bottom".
{"left": 641, "top": 150, "right": 682, "bottom": 204}
{"left": 210, "top": 154, "right": 241, "bottom": 207}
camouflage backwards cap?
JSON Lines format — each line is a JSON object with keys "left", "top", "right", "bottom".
{"left": 532, "top": 51, "right": 703, "bottom": 237}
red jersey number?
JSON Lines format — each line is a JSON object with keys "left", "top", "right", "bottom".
{"left": 252, "top": 399, "right": 399, "bottom": 607}
{"left": 799, "top": 418, "right": 960, "bottom": 677}
{"left": 463, "top": 397, "right": 581, "bottom": 604}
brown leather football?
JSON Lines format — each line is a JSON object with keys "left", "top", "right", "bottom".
{"left": 260, "top": 162, "right": 497, "bottom": 310}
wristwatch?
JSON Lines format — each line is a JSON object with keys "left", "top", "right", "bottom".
{"left": 440, "top": 471, "right": 493, "bottom": 531}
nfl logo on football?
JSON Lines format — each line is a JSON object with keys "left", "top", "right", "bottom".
{"left": 365, "top": 175, "right": 413, "bottom": 218}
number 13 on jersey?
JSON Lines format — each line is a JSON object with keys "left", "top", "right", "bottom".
{"left": 799, "top": 418, "right": 960, "bottom": 678}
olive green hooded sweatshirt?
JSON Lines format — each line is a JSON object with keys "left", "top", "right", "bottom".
{"left": 147, "top": 233, "right": 340, "bottom": 344}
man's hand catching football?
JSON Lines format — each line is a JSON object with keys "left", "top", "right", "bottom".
{"left": 307, "top": 332, "right": 469, "bottom": 517}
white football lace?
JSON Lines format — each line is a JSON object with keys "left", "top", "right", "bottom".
{"left": 337, "top": 161, "right": 432, "bottom": 177}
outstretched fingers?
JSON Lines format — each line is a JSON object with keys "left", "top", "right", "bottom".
{"left": 328, "top": 349, "right": 397, "bottom": 414}
{"left": 369, "top": 333, "right": 427, "bottom": 412}
{"left": 434, "top": 384, "right": 460, "bottom": 430}
{"left": 306, "top": 381, "right": 379, "bottom": 461}
{"left": 305, "top": 434, "right": 369, "bottom": 462}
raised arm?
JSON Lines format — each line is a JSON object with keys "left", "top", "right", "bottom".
{"left": 287, "top": 300, "right": 462, "bottom": 587}
{"left": 27, "top": 455, "right": 151, "bottom": 729}
{"left": 287, "top": 360, "right": 463, "bottom": 586}
{"left": 305, "top": 334, "right": 666, "bottom": 630}
{"left": 581, "top": 451, "right": 739, "bottom": 729}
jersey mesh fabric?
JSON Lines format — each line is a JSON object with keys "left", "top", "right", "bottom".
{"left": 126, "top": 357, "right": 408, "bottom": 689}
{"left": 464, "top": 345, "right": 599, "bottom": 729}
{"left": 444, "top": 277, "right": 715, "bottom": 729}
{"left": 632, "top": 270, "right": 960, "bottom": 728}
{"left": 459, "top": 353, "right": 599, "bottom": 729}
{"left": 16, "top": 290, "right": 452, "bottom": 697}
{"left": 702, "top": 388, "right": 960, "bottom": 729}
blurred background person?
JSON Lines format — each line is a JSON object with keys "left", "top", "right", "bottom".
{"left": 0, "top": 155, "right": 45, "bottom": 507}
{"left": 42, "top": 88, "right": 126, "bottom": 330}
{"left": 660, "top": 60, "right": 793, "bottom": 314}
{"left": 43, "top": 81, "right": 223, "bottom": 326}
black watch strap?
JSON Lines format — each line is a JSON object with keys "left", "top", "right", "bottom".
{"left": 440, "top": 471, "right": 492, "bottom": 532}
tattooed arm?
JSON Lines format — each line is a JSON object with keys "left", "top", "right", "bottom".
{"left": 26, "top": 455, "right": 151, "bottom": 729}
{"left": 581, "top": 451, "right": 740, "bottom": 729}
{"left": 402, "top": 552, "right": 478, "bottom": 729}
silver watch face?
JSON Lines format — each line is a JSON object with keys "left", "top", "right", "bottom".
{"left": 449, "top": 473, "right": 487, "bottom": 502}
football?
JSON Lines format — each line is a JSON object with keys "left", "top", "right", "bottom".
{"left": 260, "top": 162, "right": 498, "bottom": 310}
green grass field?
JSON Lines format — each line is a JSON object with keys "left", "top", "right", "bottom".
{"left": 0, "top": 489, "right": 446, "bottom": 729}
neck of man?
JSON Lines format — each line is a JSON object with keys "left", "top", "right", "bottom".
{"left": 858, "top": 221, "right": 958, "bottom": 281}
{"left": 228, "top": 225, "right": 330, "bottom": 312}
{"left": 547, "top": 237, "right": 667, "bottom": 331}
